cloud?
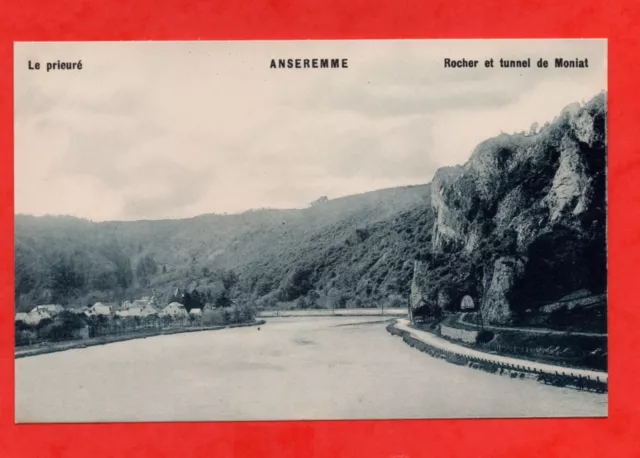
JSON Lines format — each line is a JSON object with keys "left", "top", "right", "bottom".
{"left": 14, "top": 40, "right": 606, "bottom": 221}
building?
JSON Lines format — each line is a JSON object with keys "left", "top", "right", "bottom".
{"left": 116, "top": 303, "right": 158, "bottom": 318}
{"left": 159, "top": 302, "right": 189, "bottom": 319}
{"left": 140, "top": 303, "right": 159, "bottom": 317}
{"left": 15, "top": 312, "right": 29, "bottom": 323}
{"left": 16, "top": 308, "right": 52, "bottom": 325}
{"left": 122, "top": 296, "right": 158, "bottom": 311}
{"left": 85, "top": 302, "right": 113, "bottom": 317}
{"left": 131, "top": 299, "right": 150, "bottom": 309}
{"left": 189, "top": 308, "right": 203, "bottom": 317}
{"left": 31, "top": 304, "right": 65, "bottom": 316}
{"left": 120, "top": 300, "right": 134, "bottom": 310}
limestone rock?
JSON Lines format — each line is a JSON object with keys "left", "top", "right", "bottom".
{"left": 409, "top": 260, "right": 427, "bottom": 309}
{"left": 437, "top": 289, "right": 453, "bottom": 310}
{"left": 430, "top": 166, "right": 465, "bottom": 251}
{"left": 482, "top": 256, "right": 526, "bottom": 325}
{"left": 544, "top": 135, "right": 591, "bottom": 221}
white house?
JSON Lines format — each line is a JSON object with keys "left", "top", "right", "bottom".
{"left": 140, "top": 304, "right": 159, "bottom": 317}
{"left": 131, "top": 299, "right": 150, "bottom": 309}
{"left": 189, "top": 308, "right": 203, "bottom": 317}
{"left": 31, "top": 304, "right": 65, "bottom": 316}
{"left": 16, "top": 308, "right": 52, "bottom": 325}
{"left": 116, "top": 308, "right": 136, "bottom": 318}
{"left": 117, "top": 303, "right": 158, "bottom": 318}
{"left": 122, "top": 296, "right": 158, "bottom": 311}
{"left": 159, "top": 302, "right": 189, "bottom": 318}
{"left": 121, "top": 300, "right": 134, "bottom": 310}
{"left": 85, "top": 302, "right": 113, "bottom": 317}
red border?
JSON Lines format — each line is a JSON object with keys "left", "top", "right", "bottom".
{"left": 2, "top": 1, "right": 639, "bottom": 457}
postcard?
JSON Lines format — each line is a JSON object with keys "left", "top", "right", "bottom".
{"left": 13, "top": 39, "right": 607, "bottom": 423}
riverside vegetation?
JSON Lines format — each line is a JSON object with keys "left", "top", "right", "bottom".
{"left": 15, "top": 93, "right": 607, "bottom": 361}
{"left": 15, "top": 305, "right": 257, "bottom": 348}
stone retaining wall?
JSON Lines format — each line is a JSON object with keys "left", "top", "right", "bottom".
{"left": 440, "top": 324, "right": 479, "bottom": 343}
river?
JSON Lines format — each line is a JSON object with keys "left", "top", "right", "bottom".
{"left": 15, "top": 316, "right": 607, "bottom": 423}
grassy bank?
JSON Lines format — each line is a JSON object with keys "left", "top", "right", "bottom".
{"left": 15, "top": 320, "right": 266, "bottom": 359}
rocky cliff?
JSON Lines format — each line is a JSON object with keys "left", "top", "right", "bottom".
{"left": 413, "top": 92, "right": 607, "bottom": 325}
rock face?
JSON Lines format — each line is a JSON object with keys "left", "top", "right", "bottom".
{"left": 545, "top": 135, "right": 591, "bottom": 221}
{"left": 413, "top": 92, "right": 607, "bottom": 325}
{"left": 431, "top": 166, "right": 465, "bottom": 252}
{"left": 409, "top": 260, "right": 427, "bottom": 309}
{"left": 482, "top": 256, "right": 526, "bottom": 324}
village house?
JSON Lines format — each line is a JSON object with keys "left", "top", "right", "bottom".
{"left": 14, "top": 304, "right": 66, "bottom": 326}
{"left": 121, "top": 296, "right": 158, "bottom": 311}
{"left": 85, "top": 302, "right": 114, "bottom": 317}
{"left": 116, "top": 303, "right": 159, "bottom": 318}
{"left": 31, "top": 304, "right": 65, "bottom": 316}
{"left": 14, "top": 312, "right": 30, "bottom": 323}
{"left": 16, "top": 308, "right": 54, "bottom": 325}
{"left": 121, "top": 300, "right": 134, "bottom": 310}
{"left": 140, "top": 303, "right": 159, "bottom": 317}
{"left": 159, "top": 302, "right": 189, "bottom": 319}
{"left": 116, "top": 308, "right": 137, "bottom": 318}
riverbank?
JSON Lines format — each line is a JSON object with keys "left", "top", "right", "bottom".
{"left": 15, "top": 320, "right": 266, "bottom": 359}
{"left": 389, "top": 319, "right": 607, "bottom": 393}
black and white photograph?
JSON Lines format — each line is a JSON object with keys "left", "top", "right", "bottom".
{"left": 14, "top": 39, "right": 607, "bottom": 423}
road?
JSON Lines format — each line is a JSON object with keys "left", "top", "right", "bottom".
{"left": 15, "top": 316, "right": 607, "bottom": 423}
{"left": 457, "top": 313, "right": 607, "bottom": 337}
{"left": 396, "top": 319, "right": 608, "bottom": 381}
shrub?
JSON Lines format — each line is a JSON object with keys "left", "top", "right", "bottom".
{"left": 476, "top": 330, "right": 495, "bottom": 344}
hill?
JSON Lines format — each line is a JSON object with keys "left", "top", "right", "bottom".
{"left": 15, "top": 92, "right": 607, "bottom": 333}
{"left": 15, "top": 185, "right": 433, "bottom": 311}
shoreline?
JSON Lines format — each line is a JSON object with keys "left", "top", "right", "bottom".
{"left": 258, "top": 309, "right": 408, "bottom": 318}
{"left": 388, "top": 319, "right": 607, "bottom": 393}
{"left": 15, "top": 320, "right": 266, "bottom": 359}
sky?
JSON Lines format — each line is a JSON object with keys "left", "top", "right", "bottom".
{"left": 14, "top": 40, "right": 607, "bottom": 221}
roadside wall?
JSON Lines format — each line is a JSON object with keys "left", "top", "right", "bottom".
{"left": 440, "top": 324, "right": 478, "bottom": 343}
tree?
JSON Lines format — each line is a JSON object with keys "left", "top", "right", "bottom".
{"left": 327, "top": 288, "right": 347, "bottom": 309}
{"left": 309, "top": 196, "right": 328, "bottom": 207}
{"left": 51, "top": 256, "right": 85, "bottom": 303}
{"left": 220, "top": 270, "right": 239, "bottom": 292}
{"left": 135, "top": 254, "right": 158, "bottom": 286}
{"left": 307, "top": 290, "right": 320, "bottom": 308}
{"left": 15, "top": 243, "right": 38, "bottom": 300}
{"left": 529, "top": 122, "right": 539, "bottom": 135}
{"left": 254, "top": 277, "right": 273, "bottom": 296}
{"left": 184, "top": 289, "right": 204, "bottom": 312}
{"left": 215, "top": 291, "right": 232, "bottom": 308}
{"left": 281, "top": 267, "right": 313, "bottom": 300}
{"left": 47, "top": 311, "right": 88, "bottom": 341}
